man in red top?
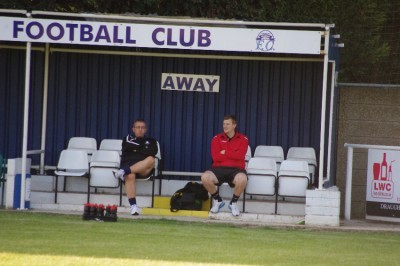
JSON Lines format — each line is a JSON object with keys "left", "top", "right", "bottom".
{"left": 201, "top": 115, "right": 248, "bottom": 216}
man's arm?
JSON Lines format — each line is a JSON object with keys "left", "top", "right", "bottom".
{"left": 225, "top": 137, "right": 248, "bottom": 161}
{"left": 211, "top": 136, "right": 225, "bottom": 163}
{"left": 140, "top": 138, "right": 159, "bottom": 157}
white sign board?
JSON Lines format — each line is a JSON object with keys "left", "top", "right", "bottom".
{"left": 161, "top": 73, "right": 220, "bottom": 92}
{"left": 366, "top": 149, "right": 400, "bottom": 220}
{"left": 0, "top": 17, "right": 322, "bottom": 55}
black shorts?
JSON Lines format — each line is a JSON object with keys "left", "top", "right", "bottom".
{"left": 121, "top": 157, "right": 154, "bottom": 180}
{"left": 210, "top": 167, "right": 247, "bottom": 187}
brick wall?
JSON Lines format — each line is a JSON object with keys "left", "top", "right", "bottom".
{"left": 336, "top": 85, "right": 400, "bottom": 218}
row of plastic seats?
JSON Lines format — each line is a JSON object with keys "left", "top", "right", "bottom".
{"left": 54, "top": 137, "right": 161, "bottom": 206}
{"left": 54, "top": 137, "right": 122, "bottom": 203}
{"left": 244, "top": 157, "right": 310, "bottom": 214}
{"left": 67, "top": 137, "right": 122, "bottom": 156}
{"left": 246, "top": 145, "right": 317, "bottom": 184}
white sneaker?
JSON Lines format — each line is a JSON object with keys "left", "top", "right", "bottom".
{"left": 130, "top": 204, "right": 141, "bottom": 215}
{"left": 113, "top": 169, "right": 125, "bottom": 181}
{"left": 229, "top": 202, "right": 240, "bottom": 216}
{"left": 210, "top": 199, "right": 225, "bottom": 213}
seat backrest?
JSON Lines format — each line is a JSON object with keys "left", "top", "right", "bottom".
{"left": 246, "top": 157, "right": 277, "bottom": 196}
{"left": 245, "top": 145, "right": 252, "bottom": 162}
{"left": 68, "top": 137, "right": 97, "bottom": 153}
{"left": 278, "top": 160, "right": 309, "bottom": 179}
{"left": 90, "top": 150, "right": 120, "bottom": 167}
{"left": 247, "top": 157, "right": 277, "bottom": 176}
{"left": 254, "top": 145, "right": 284, "bottom": 162}
{"left": 287, "top": 147, "right": 317, "bottom": 166}
{"left": 155, "top": 141, "right": 162, "bottom": 160}
{"left": 57, "top": 150, "right": 89, "bottom": 171}
{"left": 99, "top": 139, "right": 122, "bottom": 155}
{"left": 89, "top": 150, "right": 120, "bottom": 188}
{"left": 136, "top": 141, "right": 162, "bottom": 181}
{"left": 153, "top": 141, "right": 162, "bottom": 173}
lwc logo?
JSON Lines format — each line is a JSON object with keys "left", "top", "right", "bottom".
{"left": 371, "top": 152, "right": 395, "bottom": 199}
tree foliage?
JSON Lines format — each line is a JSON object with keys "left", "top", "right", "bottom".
{"left": 1, "top": 0, "right": 398, "bottom": 83}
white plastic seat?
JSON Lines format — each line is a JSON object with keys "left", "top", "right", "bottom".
{"left": 136, "top": 141, "right": 162, "bottom": 180}
{"left": 276, "top": 160, "right": 310, "bottom": 213}
{"left": 67, "top": 137, "right": 97, "bottom": 159}
{"left": 243, "top": 157, "right": 277, "bottom": 212}
{"left": 122, "top": 141, "right": 162, "bottom": 207}
{"left": 54, "top": 149, "right": 89, "bottom": 203}
{"left": 254, "top": 145, "right": 284, "bottom": 171}
{"left": 246, "top": 157, "right": 277, "bottom": 195}
{"left": 245, "top": 145, "right": 252, "bottom": 169}
{"left": 99, "top": 139, "right": 122, "bottom": 155}
{"left": 89, "top": 150, "right": 120, "bottom": 186}
{"left": 87, "top": 150, "right": 121, "bottom": 203}
{"left": 153, "top": 141, "right": 162, "bottom": 176}
{"left": 287, "top": 147, "right": 317, "bottom": 184}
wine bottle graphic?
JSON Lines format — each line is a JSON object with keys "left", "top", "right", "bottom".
{"left": 388, "top": 160, "right": 395, "bottom": 181}
{"left": 381, "top": 153, "right": 387, "bottom": 181}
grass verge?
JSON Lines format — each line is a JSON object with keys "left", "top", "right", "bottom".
{"left": 1, "top": 211, "right": 400, "bottom": 265}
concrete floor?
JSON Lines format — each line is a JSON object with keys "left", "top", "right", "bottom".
{"left": 4, "top": 174, "right": 400, "bottom": 231}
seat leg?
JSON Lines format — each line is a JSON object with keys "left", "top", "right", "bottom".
{"left": 55, "top": 176, "right": 58, "bottom": 204}
{"left": 1, "top": 178, "right": 5, "bottom": 207}
{"left": 63, "top": 176, "right": 67, "bottom": 192}
{"left": 158, "top": 174, "right": 162, "bottom": 196}
{"left": 87, "top": 176, "right": 90, "bottom": 203}
{"left": 151, "top": 178, "right": 155, "bottom": 208}
{"left": 242, "top": 189, "right": 246, "bottom": 213}
{"left": 274, "top": 180, "right": 279, "bottom": 214}
{"left": 119, "top": 181, "right": 123, "bottom": 207}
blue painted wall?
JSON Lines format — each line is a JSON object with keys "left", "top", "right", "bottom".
{"left": 0, "top": 48, "right": 44, "bottom": 161}
{"left": 0, "top": 46, "right": 330, "bottom": 175}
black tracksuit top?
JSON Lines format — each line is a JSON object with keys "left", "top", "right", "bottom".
{"left": 120, "top": 134, "right": 158, "bottom": 165}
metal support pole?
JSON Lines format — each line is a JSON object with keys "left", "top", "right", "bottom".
{"left": 40, "top": 43, "right": 50, "bottom": 175}
{"left": 345, "top": 146, "right": 353, "bottom": 220}
{"left": 21, "top": 40, "right": 32, "bottom": 210}
{"left": 318, "top": 27, "right": 330, "bottom": 189}
{"left": 326, "top": 61, "right": 336, "bottom": 182}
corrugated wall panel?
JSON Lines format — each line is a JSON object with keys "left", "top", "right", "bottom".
{"left": 0, "top": 48, "right": 44, "bottom": 161}
{"left": 2, "top": 48, "right": 329, "bottom": 176}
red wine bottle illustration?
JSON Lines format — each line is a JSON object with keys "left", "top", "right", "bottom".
{"left": 381, "top": 153, "right": 387, "bottom": 181}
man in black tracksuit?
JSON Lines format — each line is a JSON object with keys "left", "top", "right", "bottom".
{"left": 113, "top": 119, "right": 158, "bottom": 215}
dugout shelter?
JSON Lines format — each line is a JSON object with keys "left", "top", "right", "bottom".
{"left": 0, "top": 9, "right": 341, "bottom": 210}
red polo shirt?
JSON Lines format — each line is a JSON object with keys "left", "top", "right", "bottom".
{"left": 211, "top": 132, "right": 249, "bottom": 170}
